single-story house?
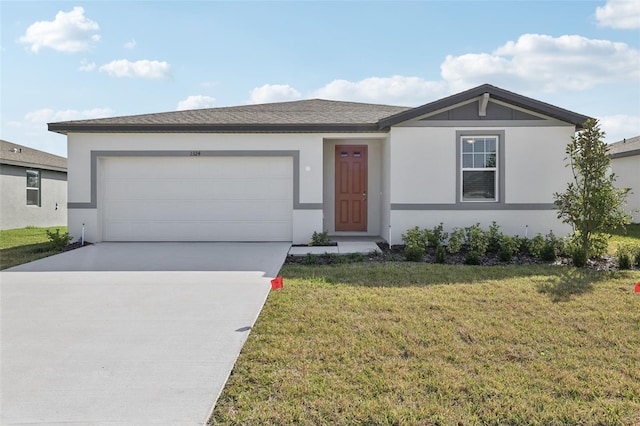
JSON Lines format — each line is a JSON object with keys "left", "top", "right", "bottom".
{"left": 48, "top": 84, "right": 590, "bottom": 245}
{"left": 0, "top": 140, "right": 68, "bottom": 230}
{"left": 609, "top": 135, "right": 640, "bottom": 223}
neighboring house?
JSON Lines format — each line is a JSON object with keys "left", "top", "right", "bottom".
{"left": 0, "top": 140, "right": 67, "bottom": 230}
{"left": 609, "top": 136, "right": 640, "bottom": 223}
{"left": 49, "top": 84, "right": 589, "bottom": 245}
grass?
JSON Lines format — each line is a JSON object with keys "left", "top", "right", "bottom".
{"left": 211, "top": 263, "right": 640, "bottom": 425}
{"left": 0, "top": 226, "right": 68, "bottom": 270}
{"left": 609, "top": 223, "right": 640, "bottom": 254}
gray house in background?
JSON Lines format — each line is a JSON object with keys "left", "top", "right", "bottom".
{"left": 609, "top": 136, "right": 640, "bottom": 223}
{"left": 0, "top": 140, "right": 67, "bottom": 230}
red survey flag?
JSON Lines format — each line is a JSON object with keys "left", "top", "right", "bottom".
{"left": 635, "top": 282, "right": 640, "bottom": 293}
{"left": 271, "top": 276, "right": 283, "bottom": 290}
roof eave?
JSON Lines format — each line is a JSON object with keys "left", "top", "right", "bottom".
{"left": 48, "top": 122, "right": 385, "bottom": 134}
{"left": 0, "top": 159, "right": 67, "bottom": 172}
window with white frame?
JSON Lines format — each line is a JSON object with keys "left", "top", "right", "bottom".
{"left": 461, "top": 136, "right": 498, "bottom": 202}
{"left": 26, "top": 170, "right": 41, "bottom": 206}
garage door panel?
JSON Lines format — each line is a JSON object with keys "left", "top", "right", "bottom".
{"left": 106, "top": 200, "right": 291, "bottom": 221}
{"left": 106, "top": 177, "right": 292, "bottom": 201}
{"left": 101, "top": 156, "right": 293, "bottom": 241}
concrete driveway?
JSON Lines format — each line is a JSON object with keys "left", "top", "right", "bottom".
{"left": 1, "top": 242, "right": 290, "bottom": 425}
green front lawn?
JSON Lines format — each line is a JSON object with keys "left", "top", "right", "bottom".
{"left": 610, "top": 223, "right": 640, "bottom": 254}
{"left": 0, "top": 226, "right": 68, "bottom": 270}
{"left": 211, "top": 263, "right": 640, "bottom": 425}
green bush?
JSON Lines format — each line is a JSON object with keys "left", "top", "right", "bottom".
{"left": 633, "top": 245, "right": 640, "bottom": 267}
{"left": 435, "top": 244, "right": 447, "bottom": 264}
{"left": 540, "top": 231, "right": 563, "bottom": 261}
{"left": 46, "top": 229, "right": 72, "bottom": 251}
{"left": 465, "top": 250, "right": 482, "bottom": 265}
{"left": 527, "top": 234, "right": 546, "bottom": 258}
{"left": 566, "top": 240, "right": 588, "bottom": 267}
{"left": 310, "top": 230, "right": 331, "bottom": 246}
{"left": 405, "top": 246, "right": 424, "bottom": 262}
{"left": 426, "top": 223, "right": 448, "bottom": 248}
{"left": 402, "top": 226, "right": 427, "bottom": 261}
{"left": 447, "top": 228, "right": 464, "bottom": 254}
{"left": 616, "top": 243, "right": 636, "bottom": 270}
{"left": 487, "top": 221, "right": 502, "bottom": 253}
{"left": 465, "top": 223, "right": 489, "bottom": 258}
{"left": 498, "top": 235, "right": 519, "bottom": 262}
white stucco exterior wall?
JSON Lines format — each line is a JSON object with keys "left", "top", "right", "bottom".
{"left": 611, "top": 155, "right": 640, "bottom": 223}
{"left": 66, "top": 132, "right": 382, "bottom": 243}
{"left": 389, "top": 127, "right": 456, "bottom": 204}
{"left": 0, "top": 165, "right": 67, "bottom": 230}
{"left": 386, "top": 124, "right": 576, "bottom": 245}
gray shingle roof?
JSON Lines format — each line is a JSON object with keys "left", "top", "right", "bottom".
{"left": 47, "top": 85, "right": 590, "bottom": 135}
{"left": 48, "top": 99, "right": 411, "bottom": 134}
{"left": 608, "top": 135, "right": 640, "bottom": 159}
{"left": 0, "top": 140, "right": 67, "bottom": 172}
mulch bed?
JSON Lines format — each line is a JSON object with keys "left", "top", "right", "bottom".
{"left": 286, "top": 242, "right": 628, "bottom": 272}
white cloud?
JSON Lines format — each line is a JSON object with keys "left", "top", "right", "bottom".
{"left": 596, "top": 0, "right": 640, "bottom": 29}
{"left": 124, "top": 38, "right": 137, "bottom": 49}
{"left": 78, "top": 59, "right": 96, "bottom": 72}
{"left": 313, "top": 76, "right": 446, "bottom": 106}
{"left": 176, "top": 95, "right": 216, "bottom": 111}
{"left": 599, "top": 114, "right": 640, "bottom": 142}
{"left": 441, "top": 34, "right": 640, "bottom": 93}
{"left": 25, "top": 108, "right": 114, "bottom": 125}
{"left": 19, "top": 6, "right": 100, "bottom": 53}
{"left": 99, "top": 59, "right": 171, "bottom": 79}
{"left": 249, "top": 84, "right": 302, "bottom": 104}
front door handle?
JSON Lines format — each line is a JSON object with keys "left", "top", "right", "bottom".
{"left": 362, "top": 191, "right": 367, "bottom": 201}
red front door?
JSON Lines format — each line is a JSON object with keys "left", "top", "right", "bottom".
{"left": 335, "top": 145, "right": 367, "bottom": 232}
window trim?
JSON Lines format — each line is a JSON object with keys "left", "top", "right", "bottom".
{"left": 26, "top": 169, "right": 41, "bottom": 207}
{"left": 456, "top": 130, "right": 505, "bottom": 205}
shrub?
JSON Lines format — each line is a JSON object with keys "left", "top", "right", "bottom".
{"left": 566, "top": 240, "right": 588, "bottom": 267}
{"left": 426, "top": 223, "right": 448, "bottom": 248}
{"left": 402, "top": 226, "right": 427, "bottom": 261}
{"left": 616, "top": 245, "right": 633, "bottom": 270}
{"left": 405, "top": 246, "right": 424, "bottom": 262}
{"left": 435, "top": 244, "right": 447, "bottom": 264}
{"left": 447, "top": 228, "right": 464, "bottom": 254}
{"left": 540, "top": 231, "right": 563, "bottom": 261}
{"left": 498, "top": 235, "right": 519, "bottom": 262}
{"left": 527, "top": 234, "right": 546, "bottom": 258}
{"left": 46, "top": 229, "right": 73, "bottom": 251}
{"left": 616, "top": 243, "right": 638, "bottom": 270}
{"left": 310, "top": 230, "right": 331, "bottom": 246}
{"left": 487, "top": 221, "right": 502, "bottom": 253}
{"left": 633, "top": 245, "right": 640, "bottom": 267}
{"left": 465, "top": 250, "right": 482, "bottom": 265}
{"left": 465, "top": 223, "right": 489, "bottom": 258}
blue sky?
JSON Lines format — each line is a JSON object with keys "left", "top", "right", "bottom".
{"left": 1, "top": 0, "right": 639, "bottom": 157}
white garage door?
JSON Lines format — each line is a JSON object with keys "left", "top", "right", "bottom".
{"left": 101, "top": 156, "right": 293, "bottom": 241}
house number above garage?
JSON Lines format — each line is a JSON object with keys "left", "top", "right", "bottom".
{"left": 190, "top": 151, "right": 201, "bottom": 156}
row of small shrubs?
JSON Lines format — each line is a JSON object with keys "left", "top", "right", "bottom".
{"left": 402, "top": 222, "right": 582, "bottom": 266}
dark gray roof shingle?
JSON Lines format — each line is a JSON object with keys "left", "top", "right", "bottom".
{"left": 47, "top": 85, "right": 590, "bottom": 135}
{"left": 0, "top": 140, "right": 67, "bottom": 172}
{"left": 49, "top": 99, "right": 411, "bottom": 134}
{"left": 608, "top": 135, "right": 640, "bottom": 159}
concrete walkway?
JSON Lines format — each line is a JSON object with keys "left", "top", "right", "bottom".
{"left": 287, "top": 240, "right": 381, "bottom": 256}
{"left": 1, "top": 242, "right": 289, "bottom": 425}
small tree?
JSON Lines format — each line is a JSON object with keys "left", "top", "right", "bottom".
{"left": 553, "top": 119, "right": 630, "bottom": 258}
